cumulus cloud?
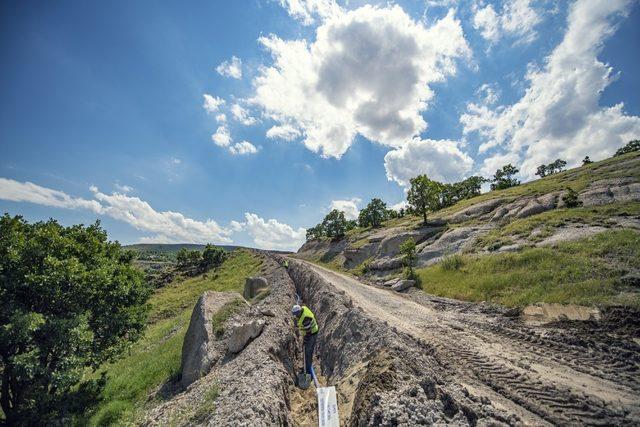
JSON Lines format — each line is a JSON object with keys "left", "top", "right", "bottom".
{"left": 0, "top": 178, "right": 103, "bottom": 213}
{"left": 0, "top": 178, "right": 234, "bottom": 244}
{"left": 390, "top": 200, "right": 409, "bottom": 211}
{"left": 462, "top": 0, "right": 640, "bottom": 178}
{"left": 211, "top": 125, "right": 232, "bottom": 147}
{"left": 215, "top": 113, "right": 227, "bottom": 123}
{"left": 114, "top": 183, "right": 134, "bottom": 193}
{"left": 266, "top": 124, "right": 301, "bottom": 141}
{"left": 243, "top": 212, "right": 306, "bottom": 251}
{"left": 252, "top": 5, "right": 470, "bottom": 158}
{"left": 473, "top": 0, "right": 542, "bottom": 45}
{"left": 229, "top": 141, "right": 259, "bottom": 155}
{"left": 329, "top": 197, "right": 361, "bottom": 220}
{"left": 203, "top": 94, "right": 225, "bottom": 113}
{"left": 216, "top": 56, "right": 243, "bottom": 79}
{"left": 231, "top": 103, "right": 258, "bottom": 126}
{"left": 277, "top": 0, "right": 342, "bottom": 25}
{"left": 384, "top": 138, "right": 474, "bottom": 186}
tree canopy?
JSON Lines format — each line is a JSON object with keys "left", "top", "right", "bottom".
{"left": 0, "top": 215, "right": 151, "bottom": 423}
{"left": 321, "top": 209, "right": 348, "bottom": 239}
{"left": 358, "top": 198, "right": 388, "bottom": 228}
{"left": 614, "top": 139, "right": 640, "bottom": 156}
{"left": 490, "top": 164, "right": 520, "bottom": 190}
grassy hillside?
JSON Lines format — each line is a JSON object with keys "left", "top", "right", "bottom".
{"left": 301, "top": 151, "right": 640, "bottom": 308}
{"left": 82, "top": 249, "right": 262, "bottom": 426}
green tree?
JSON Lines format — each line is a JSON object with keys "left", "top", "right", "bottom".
{"left": 582, "top": 155, "right": 593, "bottom": 166}
{"left": 407, "top": 175, "right": 443, "bottom": 224}
{"left": 200, "top": 244, "right": 227, "bottom": 272}
{"left": 345, "top": 219, "right": 358, "bottom": 231}
{"left": 0, "top": 215, "right": 151, "bottom": 423}
{"left": 305, "top": 224, "right": 324, "bottom": 241}
{"left": 321, "top": 209, "right": 347, "bottom": 239}
{"left": 614, "top": 139, "right": 640, "bottom": 156}
{"left": 562, "top": 187, "right": 582, "bottom": 208}
{"left": 549, "top": 159, "right": 567, "bottom": 174}
{"left": 535, "top": 164, "right": 549, "bottom": 178}
{"left": 358, "top": 198, "right": 388, "bottom": 228}
{"left": 399, "top": 237, "right": 417, "bottom": 279}
{"left": 490, "top": 164, "right": 520, "bottom": 190}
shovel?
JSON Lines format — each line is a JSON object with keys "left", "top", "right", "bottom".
{"left": 310, "top": 365, "right": 340, "bottom": 427}
{"left": 296, "top": 349, "right": 312, "bottom": 390}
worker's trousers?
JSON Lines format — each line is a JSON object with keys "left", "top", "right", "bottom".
{"left": 304, "top": 332, "right": 317, "bottom": 374}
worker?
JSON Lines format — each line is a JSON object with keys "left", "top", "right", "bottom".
{"left": 292, "top": 304, "right": 318, "bottom": 376}
{"left": 283, "top": 259, "right": 289, "bottom": 269}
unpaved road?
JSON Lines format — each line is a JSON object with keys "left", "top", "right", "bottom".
{"left": 298, "top": 260, "right": 640, "bottom": 425}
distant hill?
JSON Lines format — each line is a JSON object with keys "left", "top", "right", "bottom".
{"left": 124, "top": 243, "right": 243, "bottom": 253}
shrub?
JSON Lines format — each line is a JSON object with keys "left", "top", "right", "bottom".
{"left": 400, "top": 238, "right": 417, "bottom": 279}
{"left": 440, "top": 253, "right": 465, "bottom": 271}
{"left": 562, "top": 187, "right": 582, "bottom": 208}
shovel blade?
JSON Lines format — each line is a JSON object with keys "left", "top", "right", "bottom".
{"left": 317, "top": 386, "right": 339, "bottom": 427}
{"left": 297, "top": 373, "right": 311, "bottom": 390}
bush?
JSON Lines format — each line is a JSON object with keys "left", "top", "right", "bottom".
{"left": 614, "top": 140, "right": 640, "bottom": 156}
{"left": 562, "top": 187, "right": 582, "bottom": 208}
{"left": 440, "top": 253, "right": 465, "bottom": 271}
{"left": 0, "top": 215, "right": 151, "bottom": 423}
{"left": 400, "top": 238, "right": 417, "bottom": 279}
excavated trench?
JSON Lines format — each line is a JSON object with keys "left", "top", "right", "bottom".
{"left": 282, "top": 257, "right": 520, "bottom": 426}
{"left": 281, "top": 256, "right": 640, "bottom": 426}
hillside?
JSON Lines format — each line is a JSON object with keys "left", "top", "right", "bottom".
{"left": 297, "top": 151, "right": 640, "bottom": 307}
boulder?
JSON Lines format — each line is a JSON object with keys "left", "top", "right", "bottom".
{"left": 383, "top": 278, "right": 400, "bottom": 287}
{"left": 391, "top": 279, "right": 415, "bottom": 292}
{"left": 344, "top": 242, "right": 378, "bottom": 269}
{"left": 181, "top": 291, "right": 245, "bottom": 387}
{"left": 369, "top": 256, "right": 403, "bottom": 271}
{"left": 416, "top": 224, "right": 494, "bottom": 267}
{"left": 447, "top": 198, "right": 505, "bottom": 223}
{"left": 243, "top": 276, "right": 269, "bottom": 300}
{"left": 227, "top": 318, "right": 265, "bottom": 354}
{"left": 580, "top": 179, "right": 640, "bottom": 206}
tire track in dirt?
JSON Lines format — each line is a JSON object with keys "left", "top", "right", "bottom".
{"left": 298, "top": 260, "right": 640, "bottom": 425}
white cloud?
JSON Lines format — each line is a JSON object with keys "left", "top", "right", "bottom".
{"left": 476, "top": 83, "right": 499, "bottom": 105}
{"left": 473, "top": 0, "right": 542, "bottom": 45}
{"left": 329, "top": 197, "right": 361, "bottom": 220}
{"left": 211, "top": 125, "right": 232, "bottom": 147}
{"left": 462, "top": 0, "right": 640, "bottom": 178}
{"left": 252, "top": 5, "right": 470, "bottom": 158}
{"left": 229, "top": 141, "right": 259, "bottom": 155}
{"left": 278, "top": 0, "right": 342, "bottom": 25}
{"left": 231, "top": 103, "right": 258, "bottom": 125}
{"left": 244, "top": 212, "right": 306, "bottom": 251}
{"left": 0, "top": 178, "right": 234, "bottom": 244}
{"left": 266, "top": 124, "right": 301, "bottom": 141}
{"left": 114, "top": 183, "right": 134, "bottom": 193}
{"left": 216, "top": 56, "right": 243, "bottom": 79}
{"left": 170, "top": 157, "right": 182, "bottom": 165}
{"left": 203, "top": 94, "right": 225, "bottom": 113}
{"left": 215, "top": 113, "right": 227, "bottom": 123}
{"left": 384, "top": 138, "right": 474, "bottom": 186}
{"left": 230, "top": 220, "right": 245, "bottom": 232}
{"left": 0, "top": 178, "right": 103, "bottom": 213}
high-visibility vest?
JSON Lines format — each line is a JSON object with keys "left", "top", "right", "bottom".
{"left": 297, "top": 306, "right": 319, "bottom": 336}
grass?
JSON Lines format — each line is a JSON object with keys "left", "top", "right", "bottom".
{"left": 82, "top": 249, "right": 262, "bottom": 426}
{"left": 211, "top": 299, "right": 245, "bottom": 337}
{"left": 416, "top": 230, "right": 640, "bottom": 308}
{"left": 475, "top": 202, "right": 640, "bottom": 250}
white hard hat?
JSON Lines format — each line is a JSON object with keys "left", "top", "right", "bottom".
{"left": 291, "top": 304, "right": 302, "bottom": 315}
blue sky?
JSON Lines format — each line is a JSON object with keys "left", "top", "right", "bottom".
{"left": 1, "top": 0, "right": 639, "bottom": 250}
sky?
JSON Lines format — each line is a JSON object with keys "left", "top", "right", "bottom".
{"left": 1, "top": 0, "right": 639, "bottom": 250}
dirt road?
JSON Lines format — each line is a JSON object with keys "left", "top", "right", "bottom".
{"left": 297, "top": 259, "right": 640, "bottom": 425}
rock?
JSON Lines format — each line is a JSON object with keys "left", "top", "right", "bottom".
{"left": 580, "top": 179, "right": 640, "bottom": 206}
{"left": 384, "top": 278, "right": 400, "bottom": 287}
{"left": 391, "top": 279, "right": 415, "bottom": 292}
{"left": 181, "top": 291, "right": 245, "bottom": 387}
{"left": 490, "top": 206, "right": 509, "bottom": 222}
{"left": 447, "top": 198, "right": 505, "bottom": 223}
{"left": 244, "top": 276, "right": 269, "bottom": 300}
{"left": 260, "top": 309, "right": 276, "bottom": 317}
{"left": 227, "top": 318, "right": 265, "bottom": 354}
{"left": 522, "top": 303, "right": 600, "bottom": 324}
{"left": 369, "top": 257, "right": 404, "bottom": 271}
{"left": 416, "top": 224, "right": 494, "bottom": 267}
{"left": 344, "top": 242, "right": 378, "bottom": 269}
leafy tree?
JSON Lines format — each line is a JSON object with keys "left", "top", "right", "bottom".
{"left": 345, "top": 220, "right": 358, "bottom": 231}
{"left": 200, "top": 244, "right": 227, "bottom": 271}
{"left": 582, "top": 155, "right": 593, "bottom": 165}
{"left": 549, "top": 159, "right": 567, "bottom": 174}
{"left": 305, "top": 224, "right": 324, "bottom": 241}
{"left": 407, "top": 175, "right": 443, "bottom": 224}
{"left": 535, "top": 164, "right": 549, "bottom": 178}
{"left": 490, "top": 164, "right": 520, "bottom": 190}
{"left": 562, "top": 187, "right": 582, "bottom": 208}
{"left": 321, "top": 209, "right": 348, "bottom": 239}
{"left": 358, "top": 198, "right": 388, "bottom": 228}
{"left": 399, "top": 237, "right": 417, "bottom": 279}
{"left": 0, "top": 215, "right": 150, "bottom": 423}
{"left": 614, "top": 139, "right": 640, "bottom": 156}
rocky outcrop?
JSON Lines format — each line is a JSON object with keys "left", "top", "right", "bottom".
{"left": 580, "top": 178, "right": 640, "bottom": 206}
{"left": 243, "top": 276, "right": 269, "bottom": 299}
{"left": 391, "top": 279, "right": 415, "bottom": 292}
{"left": 416, "top": 224, "right": 494, "bottom": 267}
{"left": 447, "top": 198, "right": 505, "bottom": 223}
{"left": 180, "top": 291, "right": 245, "bottom": 387}
{"left": 227, "top": 318, "right": 265, "bottom": 353}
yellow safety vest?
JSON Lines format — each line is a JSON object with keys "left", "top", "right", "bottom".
{"left": 297, "top": 306, "right": 319, "bottom": 336}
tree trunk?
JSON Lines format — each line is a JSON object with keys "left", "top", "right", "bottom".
{"left": 422, "top": 209, "right": 427, "bottom": 225}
